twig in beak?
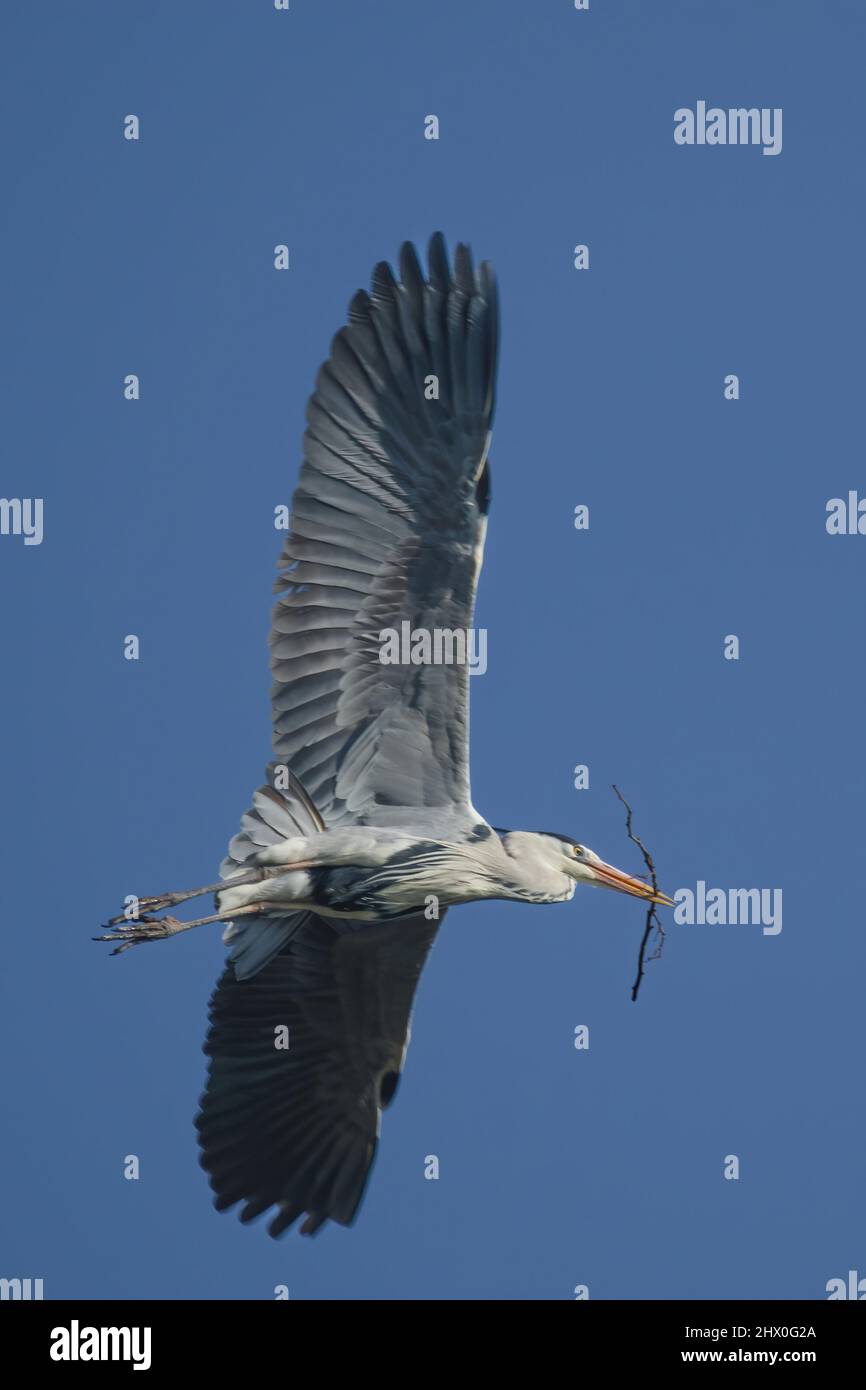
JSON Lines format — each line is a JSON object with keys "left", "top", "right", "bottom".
{"left": 612, "top": 784, "right": 666, "bottom": 1002}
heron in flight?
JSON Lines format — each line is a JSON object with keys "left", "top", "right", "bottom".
{"left": 98, "top": 234, "right": 673, "bottom": 1237}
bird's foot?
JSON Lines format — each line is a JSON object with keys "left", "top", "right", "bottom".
{"left": 94, "top": 902, "right": 267, "bottom": 956}
{"left": 94, "top": 914, "right": 188, "bottom": 955}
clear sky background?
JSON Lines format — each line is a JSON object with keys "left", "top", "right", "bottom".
{"left": 2, "top": 0, "right": 864, "bottom": 1300}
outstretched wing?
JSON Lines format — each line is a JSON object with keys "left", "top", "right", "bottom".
{"left": 201, "top": 239, "right": 491, "bottom": 1232}
{"left": 269, "top": 232, "right": 498, "bottom": 826}
{"left": 196, "top": 911, "right": 442, "bottom": 1236}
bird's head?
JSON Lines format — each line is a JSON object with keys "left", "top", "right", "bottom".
{"left": 552, "top": 834, "right": 674, "bottom": 906}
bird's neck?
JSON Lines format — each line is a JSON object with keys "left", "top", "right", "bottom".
{"left": 493, "top": 831, "right": 575, "bottom": 904}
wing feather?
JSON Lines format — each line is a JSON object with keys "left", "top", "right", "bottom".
{"left": 196, "top": 912, "right": 442, "bottom": 1236}
{"left": 268, "top": 232, "right": 498, "bottom": 827}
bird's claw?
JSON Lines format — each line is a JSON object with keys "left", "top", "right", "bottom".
{"left": 94, "top": 914, "right": 183, "bottom": 955}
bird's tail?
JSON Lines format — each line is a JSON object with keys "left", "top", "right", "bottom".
{"left": 219, "top": 770, "right": 326, "bottom": 980}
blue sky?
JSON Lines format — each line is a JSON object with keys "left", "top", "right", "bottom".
{"left": 1, "top": 0, "right": 864, "bottom": 1299}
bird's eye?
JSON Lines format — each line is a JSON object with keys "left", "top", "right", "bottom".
{"left": 572, "top": 844, "right": 584, "bottom": 856}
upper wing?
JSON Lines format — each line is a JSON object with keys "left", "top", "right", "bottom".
{"left": 196, "top": 910, "right": 442, "bottom": 1236}
{"left": 269, "top": 232, "right": 498, "bottom": 825}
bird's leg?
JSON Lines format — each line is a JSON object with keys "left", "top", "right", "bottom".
{"left": 104, "top": 861, "right": 324, "bottom": 927}
{"left": 104, "top": 868, "right": 267, "bottom": 926}
{"left": 94, "top": 900, "right": 288, "bottom": 956}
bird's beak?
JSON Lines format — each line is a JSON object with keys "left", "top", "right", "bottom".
{"left": 589, "top": 858, "right": 675, "bottom": 907}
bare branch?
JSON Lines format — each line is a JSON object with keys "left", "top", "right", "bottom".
{"left": 611, "top": 784, "right": 666, "bottom": 1002}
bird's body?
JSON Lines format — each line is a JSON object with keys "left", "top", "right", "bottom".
{"left": 216, "top": 823, "right": 580, "bottom": 924}
{"left": 98, "top": 234, "right": 671, "bottom": 1238}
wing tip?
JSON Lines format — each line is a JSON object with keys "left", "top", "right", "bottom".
{"left": 365, "top": 232, "right": 496, "bottom": 303}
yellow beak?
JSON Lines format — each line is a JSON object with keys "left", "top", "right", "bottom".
{"left": 590, "top": 858, "right": 674, "bottom": 907}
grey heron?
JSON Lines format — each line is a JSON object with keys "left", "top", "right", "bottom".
{"left": 98, "top": 234, "right": 672, "bottom": 1237}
